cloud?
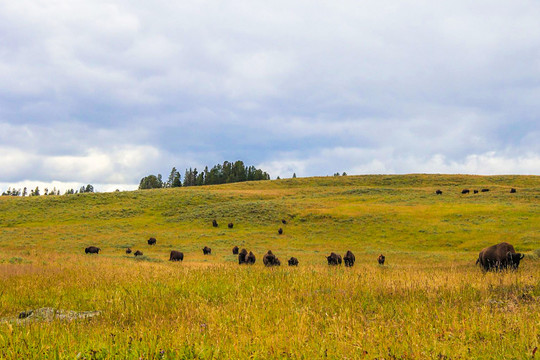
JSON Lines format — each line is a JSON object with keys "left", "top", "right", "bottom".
{"left": 0, "top": 144, "right": 163, "bottom": 184}
{"left": 0, "top": 0, "right": 539, "bottom": 189}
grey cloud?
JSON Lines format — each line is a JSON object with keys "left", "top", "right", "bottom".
{"left": 1, "top": 0, "right": 539, "bottom": 188}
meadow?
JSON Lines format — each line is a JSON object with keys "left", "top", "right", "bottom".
{"left": 0, "top": 174, "right": 539, "bottom": 359}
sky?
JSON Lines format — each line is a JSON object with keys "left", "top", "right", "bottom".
{"left": 1, "top": 0, "right": 539, "bottom": 192}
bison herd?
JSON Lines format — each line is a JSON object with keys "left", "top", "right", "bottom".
{"left": 83, "top": 218, "right": 526, "bottom": 273}
{"left": 436, "top": 187, "right": 517, "bottom": 195}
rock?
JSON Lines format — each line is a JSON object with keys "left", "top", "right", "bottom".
{"left": 3, "top": 308, "right": 101, "bottom": 324}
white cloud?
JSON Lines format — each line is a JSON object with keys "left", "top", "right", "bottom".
{"left": 1, "top": 0, "right": 539, "bottom": 185}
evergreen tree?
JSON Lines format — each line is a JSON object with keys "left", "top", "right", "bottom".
{"left": 22, "top": 187, "right": 27, "bottom": 197}
{"left": 292, "top": 173, "right": 297, "bottom": 178}
{"left": 167, "top": 167, "right": 181, "bottom": 188}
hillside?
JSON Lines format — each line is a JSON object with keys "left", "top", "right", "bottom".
{"left": 1, "top": 174, "right": 538, "bottom": 258}
{"left": 0, "top": 174, "right": 539, "bottom": 359}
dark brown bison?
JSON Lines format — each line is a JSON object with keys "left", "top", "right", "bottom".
{"left": 288, "top": 257, "right": 299, "bottom": 266}
{"left": 462, "top": 189, "right": 470, "bottom": 194}
{"left": 125, "top": 248, "right": 132, "bottom": 254}
{"left": 435, "top": 190, "right": 443, "bottom": 195}
{"left": 202, "top": 246, "right": 211, "bottom": 255}
{"left": 134, "top": 250, "right": 143, "bottom": 256}
{"left": 228, "top": 222, "right": 234, "bottom": 229}
{"left": 481, "top": 188, "right": 489, "bottom": 192}
{"left": 510, "top": 188, "right": 517, "bottom": 193}
{"left": 238, "top": 249, "right": 248, "bottom": 264}
{"left": 343, "top": 250, "right": 355, "bottom": 267}
{"left": 232, "top": 246, "right": 239, "bottom": 254}
{"left": 169, "top": 250, "right": 184, "bottom": 261}
{"left": 263, "top": 250, "right": 281, "bottom": 267}
{"left": 476, "top": 242, "right": 524, "bottom": 271}
{"left": 246, "top": 251, "right": 256, "bottom": 265}
{"left": 212, "top": 219, "right": 218, "bottom": 227}
{"left": 278, "top": 228, "right": 283, "bottom": 235}
{"left": 327, "top": 252, "right": 342, "bottom": 266}
{"left": 378, "top": 254, "right": 385, "bottom": 265}
{"left": 473, "top": 190, "right": 479, "bottom": 194}
{"left": 147, "top": 237, "right": 156, "bottom": 245}
{"left": 282, "top": 219, "right": 287, "bottom": 224}
{"left": 85, "top": 246, "right": 100, "bottom": 254}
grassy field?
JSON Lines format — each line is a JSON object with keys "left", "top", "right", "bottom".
{"left": 0, "top": 174, "right": 539, "bottom": 359}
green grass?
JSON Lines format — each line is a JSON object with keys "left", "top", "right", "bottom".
{"left": 0, "top": 174, "right": 539, "bottom": 359}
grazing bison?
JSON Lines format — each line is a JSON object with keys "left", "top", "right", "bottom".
{"left": 435, "top": 190, "right": 443, "bottom": 195}
{"left": 232, "top": 246, "right": 239, "bottom": 255}
{"left": 246, "top": 251, "right": 256, "bottom": 265}
{"left": 473, "top": 190, "right": 479, "bottom": 194}
{"left": 263, "top": 250, "right": 281, "bottom": 267}
{"left": 343, "top": 250, "right": 355, "bottom": 267}
{"left": 481, "top": 188, "right": 489, "bottom": 192}
{"left": 288, "top": 257, "right": 299, "bottom": 266}
{"left": 326, "top": 252, "right": 342, "bottom": 266}
{"left": 147, "top": 237, "right": 156, "bottom": 245}
{"left": 85, "top": 246, "right": 100, "bottom": 254}
{"left": 282, "top": 219, "right": 287, "bottom": 224}
{"left": 228, "top": 222, "right": 234, "bottom": 229}
{"left": 212, "top": 219, "right": 218, "bottom": 227}
{"left": 462, "top": 189, "right": 470, "bottom": 194}
{"left": 169, "top": 250, "right": 184, "bottom": 261}
{"left": 378, "top": 254, "right": 385, "bottom": 265}
{"left": 476, "top": 242, "right": 524, "bottom": 271}
{"left": 278, "top": 228, "right": 283, "bottom": 235}
{"left": 238, "top": 249, "right": 248, "bottom": 264}
{"left": 510, "top": 188, "right": 517, "bottom": 193}
{"left": 134, "top": 250, "right": 143, "bottom": 256}
{"left": 202, "top": 246, "right": 211, "bottom": 255}
{"left": 125, "top": 248, "right": 132, "bottom": 254}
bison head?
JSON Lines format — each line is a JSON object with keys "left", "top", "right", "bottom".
{"left": 507, "top": 252, "right": 525, "bottom": 270}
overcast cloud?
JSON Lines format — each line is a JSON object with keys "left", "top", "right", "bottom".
{"left": 1, "top": 0, "right": 539, "bottom": 192}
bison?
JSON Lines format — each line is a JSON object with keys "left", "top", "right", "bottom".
{"left": 232, "top": 246, "right": 239, "bottom": 255}
{"left": 481, "top": 188, "right": 489, "bottom": 192}
{"left": 462, "top": 189, "right": 470, "bottom": 194}
{"left": 343, "top": 250, "right": 355, "bottom": 267}
{"left": 169, "top": 250, "right": 184, "bottom": 261}
{"left": 278, "top": 228, "right": 283, "bottom": 235}
{"left": 473, "top": 190, "right": 479, "bottom": 194}
{"left": 435, "top": 190, "right": 443, "bottom": 195}
{"left": 85, "top": 246, "right": 100, "bottom": 254}
{"left": 327, "top": 252, "right": 342, "bottom": 266}
{"left": 228, "top": 222, "right": 234, "bottom": 229}
{"left": 510, "top": 188, "right": 517, "bottom": 193}
{"left": 202, "top": 246, "right": 211, "bottom": 255}
{"left": 147, "top": 237, "right": 157, "bottom": 245}
{"left": 282, "top": 219, "right": 287, "bottom": 224}
{"left": 288, "top": 257, "right": 299, "bottom": 266}
{"left": 476, "top": 242, "right": 524, "bottom": 271}
{"left": 125, "top": 248, "right": 132, "bottom": 254}
{"left": 212, "top": 219, "right": 218, "bottom": 227}
{"left": 246, "top": 251, "right": 256, "bottom": 265}
{"left": 238, "top": 249, "right": 248, "bottom": 264}
{"left": 134, "top": 250, "right": 143, "bottom": 256}
{"left": 263, "top": 250, "right": 281, "bottom": 267}
{"left": 378, "top": 254, "right": 385, "bottom": 265}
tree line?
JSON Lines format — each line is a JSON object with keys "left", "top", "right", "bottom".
{"left": 1, "top": 184, "right": 95, "bottom": 197}
{"left": 139, "top": 160, "right": 271, "bottom": 190}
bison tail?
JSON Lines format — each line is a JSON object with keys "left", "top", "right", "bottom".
{"left": 475, "top": 258, "right": 480, "bottom": 266}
